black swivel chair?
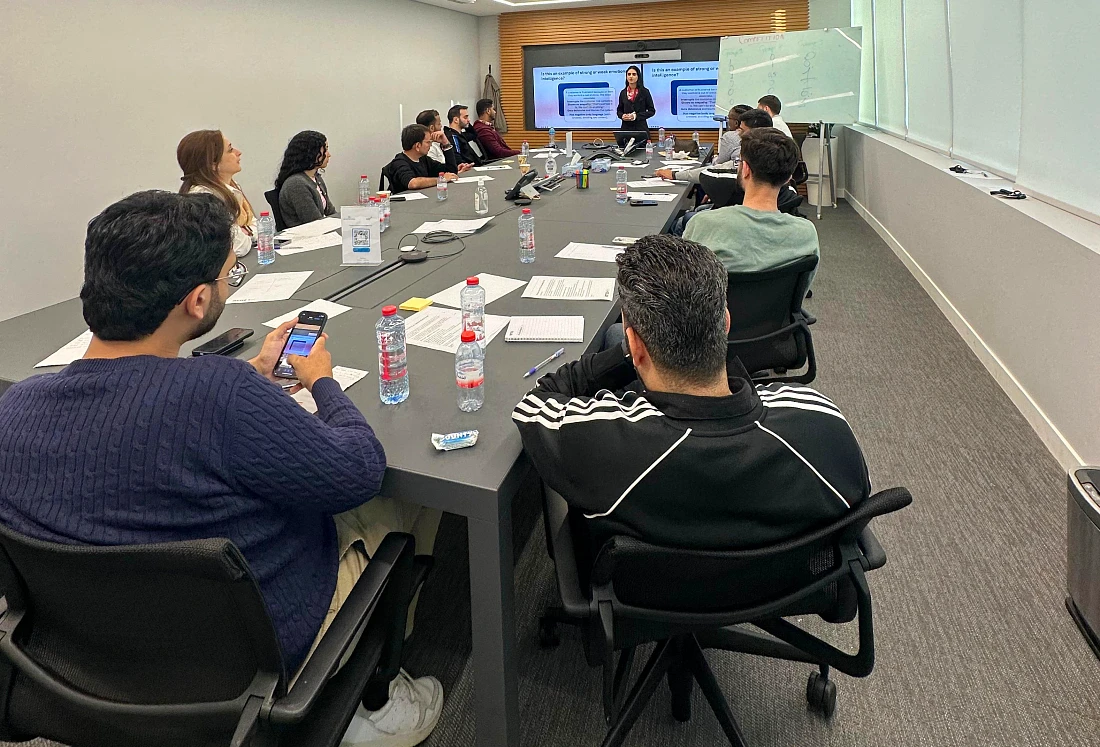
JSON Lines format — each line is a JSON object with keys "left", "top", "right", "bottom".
{"left": 0, "top": 523, "right": 431, "bottom": 747}
{"left": 538, "top": 485, "right": 913, "bottom": 747}
{"left": 378, "top": 164, "right": 393, "bottom": 193}
{"left": 726, "top": 255, "right": 818, "bottom": 385}
{"left": 698, "top": 170, "right": 804, "bottom": 216}
{"left": 263, "top": 189, "right": 287, "bottom": 232}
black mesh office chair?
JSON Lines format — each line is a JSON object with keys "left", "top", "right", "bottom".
{"left": 726, "top": 255, "right": 818, "bottom": 385}
{"left": 698, "top": 170, "right": 803, "bottom": 216}
{"left": 263, "top": 189, "right": 287, "bottom": 232}
{"left": 0, "top": 523, "right": 431, "bottom": 747}
{"left": 538, "top": 485, "right": 912, "bottom": 747}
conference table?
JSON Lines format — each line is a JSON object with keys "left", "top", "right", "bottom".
{"left": 0, "top": 148, "right": 704, "bottom": 747}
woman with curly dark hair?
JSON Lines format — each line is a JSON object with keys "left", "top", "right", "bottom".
{"left": 275, "top": 131, "right": 336, "bottom": 228}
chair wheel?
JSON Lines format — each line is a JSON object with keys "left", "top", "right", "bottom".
{"left": 538, "top": 618, "right": 560, "bottom": 648}
{"left": 806, "top": 672, "right": 837, "bottom": 718}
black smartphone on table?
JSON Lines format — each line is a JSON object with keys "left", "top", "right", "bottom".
{"left": 191, "top": 327, "right": 253, "bottom": 357}
{"left": 274, "top": 311, "right": 328, "bottom": 380}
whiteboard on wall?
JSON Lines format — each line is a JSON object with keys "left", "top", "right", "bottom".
{"left": 716, "top": 28, "right": 863, "bottom": 124}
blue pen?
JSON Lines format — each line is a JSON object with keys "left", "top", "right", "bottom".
{"left": 523, "top": 347, "right": 566, "bottom": 378}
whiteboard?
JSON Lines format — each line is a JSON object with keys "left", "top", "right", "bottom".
{"left": 716, "top": 28, "right": 863, "bottom": 124}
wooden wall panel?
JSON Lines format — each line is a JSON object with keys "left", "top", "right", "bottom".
{"left": 497, "top": 0, "right": 810, "bottom": 148}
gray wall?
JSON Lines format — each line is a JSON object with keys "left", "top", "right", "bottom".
{"left": 0, "top": 0, "right": 479, "bottom": 322}
{"left": 810, "top": 0, "right": 852, "bottom": 28}
{"left": 842, "top": 126, "right": 1100, "bottom": 469}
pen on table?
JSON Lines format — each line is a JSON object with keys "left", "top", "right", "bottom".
{"left": 523, "top": 348, "right": 566, "bottom": 378}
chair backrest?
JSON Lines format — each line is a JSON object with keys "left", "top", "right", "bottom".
{"left": 264, "top": 188, "right": 287, "bottom": 232}
{"left": 379, "top": 164, "right": 392, "bottom": 193}
{"left": 792, "top": 160, "right": 809, "bottom": 186}
{"left": 0, "top": 523, "right": 284, "bottom": 747}
{"left": 726, "top": 255, "right": 817, "bottom": 374}
{"left": 777, "top": 185, "right": 804, "bottom": 215}
{"left": 699, "top": 168, "right": 744, "bottom": 209}
{"left": 590, "top": 489, "right": 912, "bottom": 627}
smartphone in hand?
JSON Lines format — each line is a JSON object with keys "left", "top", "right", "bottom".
{"left": 274, "top": 311, "right": 327, "bottom": 380}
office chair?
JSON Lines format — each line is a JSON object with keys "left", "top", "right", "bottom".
{"left": 0, "top": 523, "right": 431, "bottom": 747}
{"left": 726, "top": 255, "right": 818, "bottom": 385}
{"left": 263, "top": 189, "right": 287, "bottom": 232}
{"left": 698, "top": 171, "right": 803, "bottom": 216}
{"left": 538, "top": 485, "right": 912, "bottom": 747}
{"left": 378, "top": 164, "right": 393, "bottom": 193}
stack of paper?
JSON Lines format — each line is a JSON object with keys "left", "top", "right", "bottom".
{"left": 554, "top": 243, "right": 624, "bottom": 263}
{"left": 626, "top": 179, "right": 683, "bottom": 188}
{"left": 276, "top": 216, "right": 341, "bottom": 239}
{"left": 505, "top": 316, "right": 584, "bottom": 342}
{"left": 293, "top": 366, "right": 369, "bottom": 414}
{"left": 263, "top": 299, "right": 352, "bottom": 328}
{"left": 625, "top": 192, "right": 679, "bottom": 203}
{"left": 411, "top": 217, "right": 493, "bottom": 235}
{"left": 226, "top": 271, "right": 313, "bottom": 304}
{"left": 35, "top": 330, "right": 93, "bottom": 368}
{"left": 276, "top": 232, "right": 341, "bottom": 256}
{"left": 522, "top": 276, "right": 616, "bottom": 301}
{"left": 454, "top": 175, "right": 495, "bottom": 184}
{"left": 404, "top": 307, "right": 509, "bottom": 352}
{"left": 429, "top": 273, "right": 526, "bottom": 308}
{"left": 391, "top": 192, "right": 429, "bottom": 201}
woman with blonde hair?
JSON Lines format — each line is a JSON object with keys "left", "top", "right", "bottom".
{"left": 177, "top": 130, "right": 257, "bottom": 257}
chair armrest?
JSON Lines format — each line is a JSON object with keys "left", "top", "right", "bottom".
{"left": 728, "top": 315, "right": 810, "bottom": 346}
{"left": 858, "top": 527, "right": 887, "bottom": 571}
{"left": 544, "top": 488, "right": 590, "bottom": 618}
{"left": 270, "top": 533, "right": 413, "bottom": 723}
{"left": 798, "top": 309, "right": 817, "bottom": 326}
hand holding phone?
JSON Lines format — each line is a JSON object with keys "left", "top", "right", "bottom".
{"left": 274, "top": 311, "right": 328, "bottom": 382}
{"left": 287, "top": 335, "right": 334, "bottom": 392}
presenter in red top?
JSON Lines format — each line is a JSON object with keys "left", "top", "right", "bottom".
{"left": 616, "top": 65, "right": 656, "bottom": 134}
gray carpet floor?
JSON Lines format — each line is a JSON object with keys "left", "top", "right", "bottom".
{"left": 10, "top": 202, "right": 1099, "bottom": 746}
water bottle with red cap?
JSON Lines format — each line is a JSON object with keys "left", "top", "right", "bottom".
{"left": 376, "top": 306, "right": 409, "bottom": 404}
{"left": 460, "top": 276, "right": 486, "bottom": 343}
{"left": 456, "top": 329, "right": 485, "bottom": 412}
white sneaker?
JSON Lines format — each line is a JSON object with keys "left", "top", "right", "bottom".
{"left": 341, "top": 669, "right": 443, "bottom": 747}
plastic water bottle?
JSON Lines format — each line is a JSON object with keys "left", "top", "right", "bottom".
{"left": 548, "top": 128, "right": 556, "bottom": 148}
{"left": 615, "top": 167, "right": 628, "bottom": 205}
{"left": 522, "top": 141, "right": 530, "bottom": 159}
{"left": 545, "top": 153, "right": 558, "bottom": 178}
{"left": 460, "top": 276, "right": 486, "bottom": 342}
{"left": 376, "top": 306, "right": 409, "bottom": 405}
{"left": 436, "top": 173, "right": 448, "bottom": 201}
{"left": 693, "top": 131, "right": 700, "bottom": 145}
{"left": 455, "top": 330, "right": 485, "bottom": 412}
{"left": 519, "top": 208, "right": 535, "bottom": 264}
{"left": 645, "top": 141, "right": 654, "bottom": 162}
{"left": 359, "top": 175, "right": 371, "bottom": 204}
{"left": 474, "top": 178, "right": 489, "bottom": 215}
{"left": 379, "top": 191, "right": 391, "bottom": 231}
{"left": 658, "top": 127, "right": 666, "bottom": 149}
{"left": 370, "top": 197, "right": 383, "bottom": 234}
{"left": 257, "top": 211, "right": 276, "bottom": 265}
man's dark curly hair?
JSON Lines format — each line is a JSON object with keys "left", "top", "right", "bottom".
{"left": 274, "top": 130, "right": 327, "bottom": 191}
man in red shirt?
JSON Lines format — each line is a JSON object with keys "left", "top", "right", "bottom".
{"left": 471, "top": 98, "right": 519, "bottom": 159}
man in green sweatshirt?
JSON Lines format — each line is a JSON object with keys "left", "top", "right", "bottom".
{"left": 683, "top": 127, "right": 819, "bottom": 280}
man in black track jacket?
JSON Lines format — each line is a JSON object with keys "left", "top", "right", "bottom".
{"left": 512, "top": 235, "right": 871, "bottom": 561}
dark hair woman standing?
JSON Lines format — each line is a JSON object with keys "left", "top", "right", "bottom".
{"left": 616, "top": 65, "right": 656, "bottom": 133}
{"left": 275, "top": 130, "right": 336, "bottom": 228}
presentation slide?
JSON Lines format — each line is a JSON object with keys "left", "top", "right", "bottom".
{"left": 645, "top": 62, "right": 720, "bottom": 129}
{"left": 533, "top": 64, "right": 629, "bottom": 129}
{"left": 532, "top": 62, "right": 719, "bottom": 130}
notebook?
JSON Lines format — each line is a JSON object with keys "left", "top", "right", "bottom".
{"left": 505, "top": 316, "right": 584, "bottom": 343}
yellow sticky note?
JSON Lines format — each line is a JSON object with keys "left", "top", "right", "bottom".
{"left": 400, "top": 297, "right": 433, "bottom": 312}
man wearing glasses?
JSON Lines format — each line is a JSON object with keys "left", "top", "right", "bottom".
{"left": 0, "top": 191, "right": 445, "bottom": 746}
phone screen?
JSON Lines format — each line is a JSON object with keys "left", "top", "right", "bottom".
{"left": 274, "top": 322, "right": 323, "bottom": 378}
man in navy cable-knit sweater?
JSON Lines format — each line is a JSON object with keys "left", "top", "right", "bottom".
{"left": 0, "top": 191, "right": 442, "bottom": 746}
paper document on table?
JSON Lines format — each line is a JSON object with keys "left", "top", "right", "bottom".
{"left": 276, "top": 216, "right": 341, "bottom": 239}
{"left": 276, "top": 232, "right": 341, "bottom": 256}
{"left": 532, "top": 153, "right": 549, "bottom": 160}
{"left": 292, "top": 366, "right": 369, "bottom": 414}
{"left": 626, "top": 192, "right": 678, "bottom": 202}
{"left": 404, "top": 307, "right": 509, "bottom": 353}
{"left": 626, "top": 179, "right": 681, "bottom": 188}
{"left": 529, "top": 147, "right": 553, "bottom": 153}
{"left": 35, "top": 330, "right": 93, "bottom": 368}
{"left": 226, "top": 271, "right": 313, "bottom": 304}
{"left": 610, "top": 162, "right": 647, "bottom": 168}
{"left": 555, "top": 242, "right": 624, "bottom": 263}
{"left": 454, "top": 175, "right": 495, "bottom": 184}
{"left": 391, "top": 192, "right": 429, "bottom": 201}
{"left": 662, "top": 160, "right": 701, "bottom": 167}
{"left": 474, "top": 165, "right": 511, "bottom": 171}
{"left": 263, "top": 299, "right": 352, "bottom": 328}
{"left": 429, "top": 273, "right": 526, "bottom": 308}
{"left": 411, "top": 217, "right": 493, "bottom": 234}
{"left": 505, "top": 316, "right": 584, "bottom": 342}
{"left": 522, "top": 276, "right": 616, "bottom": 301}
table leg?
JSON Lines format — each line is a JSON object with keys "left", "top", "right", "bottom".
{"left": 467, "top": 507, "right": 519, "bottom": 747}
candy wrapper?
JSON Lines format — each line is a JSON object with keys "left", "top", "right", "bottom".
{"left": 431, "top": 430, "right": 479, "bottom": 452}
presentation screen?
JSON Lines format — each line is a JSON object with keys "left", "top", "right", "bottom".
{"left": 645, "top": 62, "right": 720, "bottom": 130}
{"left": 531, "top": 62, "right": 719, "bottom": 130}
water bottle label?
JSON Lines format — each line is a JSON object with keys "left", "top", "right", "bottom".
{"left": 457, "top": 371, "right": 484, "bottom": 388}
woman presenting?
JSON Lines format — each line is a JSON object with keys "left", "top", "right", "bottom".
{"left": 616, "top": 65, "right": 656, "bottom": 133}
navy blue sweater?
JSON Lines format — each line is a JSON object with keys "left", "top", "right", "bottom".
{"left": 0, "top": 354, "right": 386, "bottom": 672}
